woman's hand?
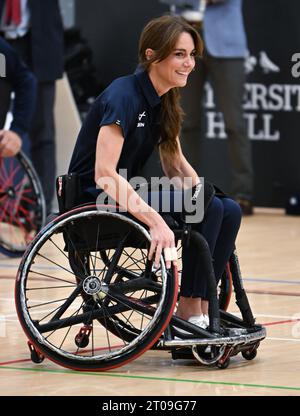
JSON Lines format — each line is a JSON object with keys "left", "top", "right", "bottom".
{"left": 0, "top": 130, "right": 22, "bottom": 157}
{"left": 148, "top": 221, "right": 177, "bottom": 270}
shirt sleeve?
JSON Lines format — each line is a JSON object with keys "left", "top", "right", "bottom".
{"left": 99, "top": 88, "right": 137, "bottom": 139}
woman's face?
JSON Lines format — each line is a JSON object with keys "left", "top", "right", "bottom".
{"left": 148, "top": 31, "right": 196, "bottom": 94}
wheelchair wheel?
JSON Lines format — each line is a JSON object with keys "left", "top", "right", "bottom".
{"left": 15, "top": 205, "right": 178, "bottom": 371}
{"left": 0, "top": 151, "right": 46, "bottom": 256}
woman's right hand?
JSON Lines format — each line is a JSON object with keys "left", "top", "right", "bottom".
{"left": 148, "top": 221, "right": 176, "bottom": 270}
{"left": 0, "top": 130, "right": 22, "bottom": 157}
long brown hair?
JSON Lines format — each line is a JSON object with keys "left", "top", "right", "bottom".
{"left": 138, "top": 15, "right": 203, "bottom": 162}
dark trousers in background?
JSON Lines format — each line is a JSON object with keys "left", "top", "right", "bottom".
{"left": 0, "top": 79, "right": 11, "bottom": 127}
{"left": 7, "top": 35, "right": 57, "bottom": 211}
{"left": 30, "top": 81, "right": 56, "bottom": 209}
{"left": 180, "top": 55, "right": 254, "bottom": 201}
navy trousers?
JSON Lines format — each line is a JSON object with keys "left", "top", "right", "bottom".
{"left": 180, "top": 196, "right": 241, "bottom": 299}
{"left": 88, "top": 186, "right": 242, "bottom": 299}
{"left": 146, "top": 190, "right": 242, "bottom": 299}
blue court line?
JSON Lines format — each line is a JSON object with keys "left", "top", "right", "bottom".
{"left": 243, "top": 277, "right": 300, "bottom": 285}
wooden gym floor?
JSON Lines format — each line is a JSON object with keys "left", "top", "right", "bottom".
{"left": 0, "top": 208, "right": 300, "bottom": 396}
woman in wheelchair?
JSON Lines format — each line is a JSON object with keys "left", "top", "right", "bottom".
{"left": 16, "top": 14, "right": 264, "bottom": 371}
{"left": 68, "top": 15, "right": 242, "bottom": 332}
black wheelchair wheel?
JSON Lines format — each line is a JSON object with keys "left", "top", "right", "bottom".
{"left": 15, "top": 205, "right": 178, "bottom": 371}
{"left": 0, "top": 151, "right": 46, "bottom": 256}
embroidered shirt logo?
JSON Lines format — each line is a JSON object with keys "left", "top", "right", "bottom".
{"left": 137, "top": 111, "right": 146, "bottom": 127}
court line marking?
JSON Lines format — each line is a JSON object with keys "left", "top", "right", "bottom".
{"left": 1, "top": 262, "right": 300, "bottom": 284}
{"left": 0, "top": 358, "right": 32, "bottom": 365}
{"left": 0, "top": 365, "right": 299, "bottom": 392}
{"left": 266, "top": 337, "right": 300, "bottom": 342}
{"left": 244, "top": 276, "right": 300, "bottom": 284}
{"left": 247, "top": 289, "right": 300, "bottom": 297}
{"left": 263, "top": 318, "right": 300, "bottom": 326}
{"left": 254, "top": 313, "right": 300, "bottom": 319}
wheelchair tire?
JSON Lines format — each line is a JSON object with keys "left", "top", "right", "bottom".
{"left": 15, "top": 205, "right": 178, "bottom": 371}
{"left": 0, "top": 151, "right": 46, "bottom": 256}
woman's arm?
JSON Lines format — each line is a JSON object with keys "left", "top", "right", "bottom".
{"left": 159, "top": 136, "right": 200, "bottom": 188}
{"left": 95, "top": 124, "right": 176, "bottom": 268}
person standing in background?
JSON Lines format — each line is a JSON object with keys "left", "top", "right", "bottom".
{"left": 160, "top": 0, "right": 254, "bottom": 215}
{"left": 0, "top": 0, "right": 64, "bottom": 213}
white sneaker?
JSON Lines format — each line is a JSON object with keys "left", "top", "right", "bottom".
{"left": 173, "top": 314, "right": 209, "bottom": 338}
{"left": 188, "top": 314, "right": 209, "bottom": 330}
{"left": 203, "top": 314, "right": 210, "bottom": 329}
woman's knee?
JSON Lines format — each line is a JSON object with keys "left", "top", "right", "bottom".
{"left": 222, "top": 198, "right": 242, "bottom": 229}
{"left": 205, "top": 196, "right": 224, "bottom": 220}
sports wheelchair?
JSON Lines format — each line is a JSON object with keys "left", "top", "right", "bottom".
{"left": 15, "top": 180, "right": 266, "bottom": 371}
{"left": 0, "top": 151, "right": 46, "bottom": 256}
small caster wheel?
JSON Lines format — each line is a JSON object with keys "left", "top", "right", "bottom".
{"left": 75, "top": 334, "right": 89, "bottom": 348}
{"left": 242, "top": 348, "right": 257, "bottom": 360}
{"left": 31, "top": 350, "right": 44, "bottom": 363}
{"left": 217, "top": 357, "right": 230, "bottom": 369}
{"left": 28, "top": 342, "right": 44, "bottom": 363}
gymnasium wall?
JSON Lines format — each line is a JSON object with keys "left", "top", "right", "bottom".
{"left": 74, "top": 0, "right": 300, "bottom": 207}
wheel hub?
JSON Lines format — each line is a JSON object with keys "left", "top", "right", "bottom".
{"left": 7, "top": 187, "right": 16, "bottom": 198}
{"left": 83, "top": 276, "right": 108, "bottom": 300}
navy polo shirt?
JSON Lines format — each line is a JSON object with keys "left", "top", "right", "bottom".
{"left": 68, "top": 70, "right": 162, "bottom": 197}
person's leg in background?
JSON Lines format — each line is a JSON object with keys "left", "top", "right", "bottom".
{"left": 207, "top": 56, "right": 254, "bottom": 215}
{"left": 0, "top": 79, "right": 12, "bottom": 127}
{"left": 29, "top": 81, "right": 56, "bottom": 213}
{"left": 179, "top": 56, "right": 207, "bottom": 169}
{"left": 6, "top": 36, "right": 57, "bottom": 213}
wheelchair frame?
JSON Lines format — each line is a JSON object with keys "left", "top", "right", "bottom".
{"left": 0, "top": 150, "right": 46, "bottom": 256}
{"left": 15, "top": 204, "right": 266, "bottom": 371}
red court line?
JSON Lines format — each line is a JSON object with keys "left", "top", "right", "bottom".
{"left": 0, "top": 344, "right": 124, "bottom": 367}
{"left": 262, "top": 318, "right": 300, "bottom": 327}
{"left": 0, "top": 358, "right": 32, "bottom": 366}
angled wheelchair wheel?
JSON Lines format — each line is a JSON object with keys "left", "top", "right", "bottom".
{"left": 15, "top": 205, "right": 178, "bottom": 371}
{"left": 0, "top": 151, "right": 46, "bottom": 256}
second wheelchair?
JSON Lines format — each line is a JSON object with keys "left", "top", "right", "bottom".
{"left": 0, "top": 150, "right": 46, "bottom": 256}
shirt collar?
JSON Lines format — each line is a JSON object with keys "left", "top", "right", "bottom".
{"left": 135, "top": 69, "right": 161, "bottom": 108}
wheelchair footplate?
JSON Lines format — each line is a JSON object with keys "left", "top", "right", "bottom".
{"left": 158, "top": 321, "right": 266, "bottom": 369}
